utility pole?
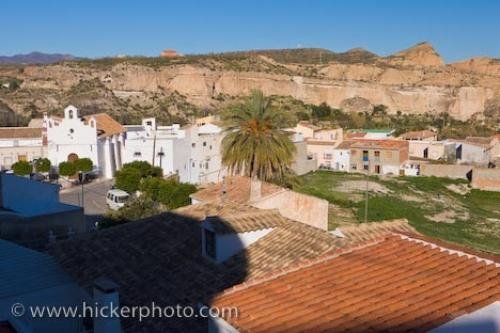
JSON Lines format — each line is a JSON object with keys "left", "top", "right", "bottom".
{"left": 364, "top": 155, "right": 369, "bottom": 224}
{"left": 78, "top": 171, "right": 84, "bottom": 210}
{"left": 151, "top": 124, "right": 157, "bottom": 167}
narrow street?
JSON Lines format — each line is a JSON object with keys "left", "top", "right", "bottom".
{"left": 60, "top": 179, "right": 114, "bottom": 230}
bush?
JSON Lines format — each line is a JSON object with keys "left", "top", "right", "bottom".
{"left": 58, "top": 161, "right": 76, "bottom": 177}
{"left": 35, "top": 158, "right": 51, "bottom": 173}
{"left": 12, "top": 160, "right": 33, "bottom": 176}
{"left": 139, "top": 177, "right": 196, "bottom": 209}
{"left": 74, "top": 158, "right": 93, "bottom": 172}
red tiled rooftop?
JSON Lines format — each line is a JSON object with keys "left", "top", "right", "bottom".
{"left": 351, "top": 139, "right": 409, "bottom": 150}
{"left": 82, "top": 113, "right": 124, "bottom": 137}
{"left": 190, "top": 176, "right": 285, "bottom": 204}
{"left": 212, "top": 235, "right": 500, "bottom": 333}
{"left": 0, "top": 127, "right": 42, "bottom": 139}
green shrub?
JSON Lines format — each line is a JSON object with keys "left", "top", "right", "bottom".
{"left": 35, "top": 158, "right": 51, "bottom": 173}
{"left": 12, "top": 160, "right": 33, "bottom": 176}
{"left": 99, "top": 196, "right": 164, "bottom": 229}
{"left": 58, "top": 161, "right": 76, "bottom": 177}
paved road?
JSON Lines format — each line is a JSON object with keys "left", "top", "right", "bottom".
{"left": 60, "top": 179, "right": 113, "bottom": 229}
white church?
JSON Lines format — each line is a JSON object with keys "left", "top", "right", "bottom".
{"left": 45, "top": 105, "right": 125, "bottom": 179}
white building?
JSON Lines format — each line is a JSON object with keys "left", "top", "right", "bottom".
{"left": 45, "top": 105, "right": 125, "bottom": 179}
{"left": 123, "top": 118, "right": 187, "bottom": 179}
{"left": 122, "top": 118, "right": 225, "bottom": 184}
{"left": 0, "top": 127, "right": 46, "bottom": 170}
{"left": 331, "top": 140, "right": 354, "bottom": 171}
{"left": 185, "top": 122, "right": 225, "bottom": 184}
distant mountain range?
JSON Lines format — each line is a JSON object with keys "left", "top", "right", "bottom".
{"left": 0, "top": 52, "right": 76, "bottom": 64}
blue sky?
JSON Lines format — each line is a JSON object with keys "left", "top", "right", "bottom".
{"left": 1, "top": 0, "right": 499, "bottom": 62}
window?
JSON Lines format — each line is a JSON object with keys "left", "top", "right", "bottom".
{"left": 362, "top": 150, "right": 369, "bottom": 162}
{"left": 192, "top": 162, "right": 195, "bottom": 168}
{"left": 134, "top": 151, "right": 141, "bottom": 157}
{"left": 205, "top": 229, "right": 216, "bottom": 259}
{"left": 351, "top": 150, "right": 357, "bottom": 156}
{"left": 351, "top": 164, "right": 357, "bottom": 170}
{"left": 363, "top": 164, "right": 369, "bottom": 171}
{"left": 209, "top": 145, "right": 212, "bottom": 150}
{"left": 69, "top": 128, "right": 74, "bottom": 134}
{"left": 192, "top": 143, "right": 196, "bottom": 148}
{"left": 324, "top": 153, "right": 332, "bottom": 160}
{"left": 205, "top": 162, "right": 209, "bottom": 170}
{"left": 374, "top": 151, "right": 380, "bottom": 157}
{"left": 68, "top": 110, "right": 74, "bottom": 119}
{"left": 375, "top": 165, "right": 381, "bottom": 174}
{"left": 203, "top": 141, "right": 207, "bottom": 147}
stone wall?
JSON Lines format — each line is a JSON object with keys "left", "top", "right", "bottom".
{"left": 420, "top": 164, "right": 473, "bottom": 179}
{"left": 254, "top": 190, "right": 328, "bottom": 230}
{"left": 471, "top": 168, "right": 500, "bottom": 192}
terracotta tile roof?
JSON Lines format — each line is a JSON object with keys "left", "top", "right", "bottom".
{"left": 0, "top": 127, "right": 42, "bottom": 139}
{"left": 83, "top": 113, "right": 124, "bottom": 138}
{"left": 47, "top": 212, "right": 244, "bottom": 332}
{"left": 345, "top": 131, "right": 368, "bottom": 139}
{"left": 334, "top": 140, "right": 356, "bottom": 149}
{"left": 190, "top": 176, "right": 285, "bottom": 204}
{"left": 399, "top": 130, "right": 437, "bottom": 140}
{"left": 351, "top": 139, "right": 409, "bottom": 150}
{"left": 47, "top": 204, "right": 420, "bottom": 331}
{"left": 213, "top": 234, "right": 500, "bottom": 333}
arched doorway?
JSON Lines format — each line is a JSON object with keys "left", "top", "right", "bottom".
{"left": 67, "top": 153, "right": 79, "bottom": 162}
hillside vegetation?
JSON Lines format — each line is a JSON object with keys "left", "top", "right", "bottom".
{"left": 295, "top": 171, "right": 500, "bottom": 254}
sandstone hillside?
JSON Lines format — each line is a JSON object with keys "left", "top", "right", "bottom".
{"left": 1, "top": 42, "right": 500, "bottom": 126}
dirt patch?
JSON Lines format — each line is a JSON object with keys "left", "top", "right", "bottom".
{"left": 337, "top": 180, "right": 392, "bottom": 194}
{"left": 426, "top": 210, "right": 470, "bottom": 223}
{"left": 400, "top": 194, "right": 425, "bottom": 203}
{"left": 446, "top": 184, "right": 471, "bottom": 195}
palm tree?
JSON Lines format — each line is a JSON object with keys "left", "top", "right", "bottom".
{"left": 221, "top": 90, "right": 296, "bottom": 197}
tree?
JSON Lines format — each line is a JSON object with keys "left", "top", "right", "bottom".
{"left": 74, "top": 158, "right": 93, "bottom": 173}
{"left": 35, "top": 158, "right": 51, "bottom": 173}
{"left": 12, "top": 160, "right": 32, "bottom": 176}
{"left": 58, "top": 161, "right": 76, "bottom": 177}
{"left": 221, "top": 90, "right": 296, "bottom": 183}
{"left": 115, "top": 161, "right": 163, "bottom": 193}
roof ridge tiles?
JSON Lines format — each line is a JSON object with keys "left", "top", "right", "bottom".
{"left": 213, "top": 236, "right": 389, "bottom": 298}
{"left": 398, "top": 234, "right": 500, "bottom": 267}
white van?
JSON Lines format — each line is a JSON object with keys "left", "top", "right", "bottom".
{"left": 106, "top": 189, "right": 129, "bottom": 210}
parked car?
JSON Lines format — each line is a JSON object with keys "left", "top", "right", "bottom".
{"left": 106, "top": 189, "right": 129, "bottom": 210}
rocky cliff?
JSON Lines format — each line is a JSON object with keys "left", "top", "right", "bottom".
{"left": 1, "top": 42, "right": 499, "bottom": 124}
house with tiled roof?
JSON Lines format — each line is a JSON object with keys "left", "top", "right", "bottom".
{"left": 44, "top": 105, "right": 125, "bottom": 178}
{"left": 0, "top": 126, "right": 46, "bottom": 170}
{"left": 399, "top": 129, "right": 438, "bottom": 141}
{"left": 190, "top": 176, "right": 329, "bottom": 230}
{"left": 350, "top": 139, "right": 409, "bottom": 175}
{"left": 46, "top": 202, "right": 415, "bottom": 332}
{"left": 210, "top": 233, "right": 500, "bottom": 333}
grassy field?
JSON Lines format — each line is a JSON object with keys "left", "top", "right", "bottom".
{"left": 294, "top": 170, "right": 500, "bottom": 254}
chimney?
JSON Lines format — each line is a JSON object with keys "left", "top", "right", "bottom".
{"left": 249, "top": 177, "right": 262, "bottom": 202}
{"left": 93, "top": 277, "right": 122, "bottom": 333}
